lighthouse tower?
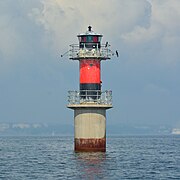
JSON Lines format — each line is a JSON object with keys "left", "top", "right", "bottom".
{"left": 67, "top": 26, "right": 113, "bottom": 152}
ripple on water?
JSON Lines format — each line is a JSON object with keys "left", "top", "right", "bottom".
{"left": 0, "top": 136, "right": 179, "bottom": 179}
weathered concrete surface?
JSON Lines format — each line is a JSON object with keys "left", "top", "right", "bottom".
{"left": 75, "top": 138, "right": 106, "bottom": 152}
{"left": 74, "top": 108, "right": 106, "bottom": 138}
{"left": 73, "top": 108, "right": 107, "bottom": 152}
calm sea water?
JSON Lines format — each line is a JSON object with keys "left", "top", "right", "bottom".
{"left": 0, "top": 136, "right": 179, "bottom": 179}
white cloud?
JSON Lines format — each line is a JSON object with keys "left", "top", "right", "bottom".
{"left": 0, "top": 0, "right": 179, "bottom": 127}
{"left": 120, "top": 0, "right": 180, "bottom": 64}
{"left": 27, "top": 0, "right": 180, "bottom": 65}
{"left": 1, "top": 0, "right": 179, "bottom": 66}
{"left": 28, "top": 0, "right": 82, "bottom": 52}
{"left": 122, "top": 0, "right": 180, "bottom": 41}
{"left": 28, "top": 0, "right": 151, "bottom": 50}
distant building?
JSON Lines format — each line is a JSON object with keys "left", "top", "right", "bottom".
{"left": 171, "top": 128, "right": 180, "bottom": 135}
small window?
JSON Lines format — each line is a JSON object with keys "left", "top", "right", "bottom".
{"left": 86, "top": 36, "right": 93, "bottom": 42}
{"left": 98, "top": 36, "right": 102, "bottom": 42}
{"left": 93, "top": 36, "right": 98, "bottom": 42}
{"left": 81, "top": 36, "right": 86, "bottom": 42}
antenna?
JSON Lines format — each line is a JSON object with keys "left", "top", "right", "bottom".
{"left": 60, "top": 50, "right": 69, "bottom": 58}
{"left": 88, "top": 25, "right": 92, "bottom": 31}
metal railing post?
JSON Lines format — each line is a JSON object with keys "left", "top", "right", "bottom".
{"left": 68, "top": 90, "right": 112, "bottom": 105}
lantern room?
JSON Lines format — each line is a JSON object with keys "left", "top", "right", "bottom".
{"left": 77, "top": 26, "right": 102, "bottom": 50}
{"left": 69, "top": 26, "right": 112, "bottom": 60}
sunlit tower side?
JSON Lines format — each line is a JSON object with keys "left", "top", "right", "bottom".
{"left": 67, "top": 26, "right": 114, "bottom": 152}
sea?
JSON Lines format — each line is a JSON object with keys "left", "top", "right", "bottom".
{"left": 0, "top": 135, "right": 179, "bottom": 180}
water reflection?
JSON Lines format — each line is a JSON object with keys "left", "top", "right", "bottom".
{"left": 74, "top": 152, "right": 106, "bottom": 179}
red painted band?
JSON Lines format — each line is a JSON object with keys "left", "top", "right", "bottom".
{"left": 80, "top": 60, "right": 101, "bottom": 83}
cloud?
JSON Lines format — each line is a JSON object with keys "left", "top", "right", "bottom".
{"left": 28, "top": 0, "right": 82, "bottom": 53}
{"left": 2, "top": 0, "right": 179, "bottom": 66}
{"left": 26, "top": 0, "right": 180, "bottom": 66}
{"left": 121, "top": 0, "right": 180, "bottom": 65}
{"left": 0, "top": 0, "right": 44, "bottom": 71}
{"left": 0, "top": 0, "right": 179, "bottom": 126}
{"left": 28, "top": 0, "right": 152, "bottom": 51}
{"left": 121, "top": 0, "right": 180, "bottom": 40}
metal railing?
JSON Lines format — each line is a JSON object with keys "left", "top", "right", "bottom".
{"left": 68, "top": 90, "right": 112, "bottom": 105}
{"left": 69, "top": 44, "right": 114, "bottom": 60}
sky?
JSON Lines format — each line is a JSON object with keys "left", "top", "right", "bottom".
{"left": 0, "top": 0, "right": 180, "bottom": 129}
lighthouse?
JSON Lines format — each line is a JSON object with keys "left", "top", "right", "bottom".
{"left": 67, "top": 26, "right": 114, "bottom": 152}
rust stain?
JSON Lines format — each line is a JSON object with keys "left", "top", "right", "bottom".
{"left": 75, "top": 138, "right": 106, "bottom": 152}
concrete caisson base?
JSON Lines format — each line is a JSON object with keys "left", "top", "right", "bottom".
{"left": 74, "top": 108, "right": 106, "bottom": 152}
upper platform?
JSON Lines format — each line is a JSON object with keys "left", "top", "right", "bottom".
{"left": 69, "top": 44, "right": 112, "bottom": 60}
{"left": 69, "top": 26, "right": 114, "bottom": 60}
